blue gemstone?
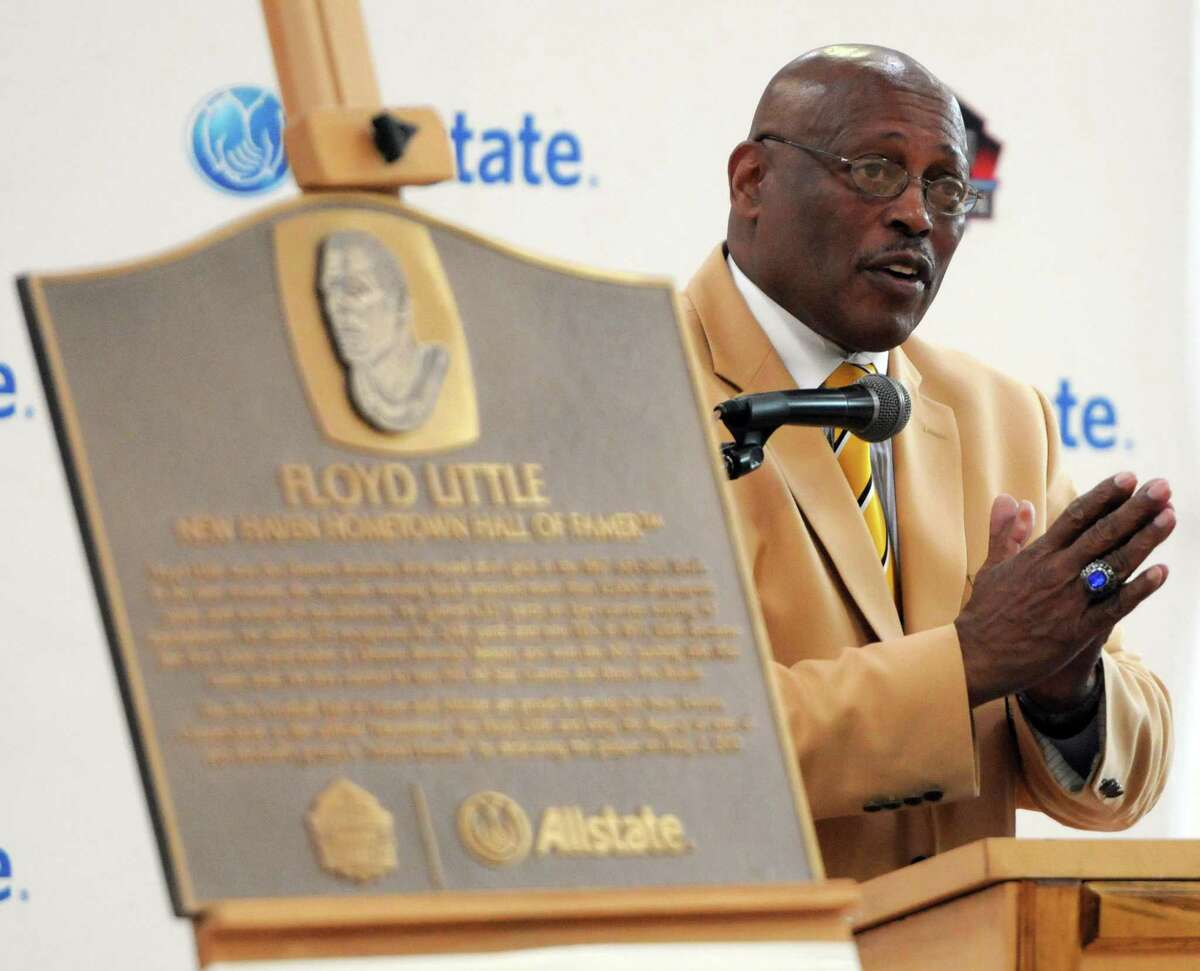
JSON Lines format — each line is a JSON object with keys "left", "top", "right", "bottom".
{"left": 1088, "top": 570, "right": 1108, "bottom": 589}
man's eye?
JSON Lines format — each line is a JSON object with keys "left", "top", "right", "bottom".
{"left": 853, "top": 157, "right": 901, "bottom": 181}
{"left": 928, "top": 179, "right": 966, "bottom": 205}
{"left": 850, "top": 157, "right": 904, "bottom": 195}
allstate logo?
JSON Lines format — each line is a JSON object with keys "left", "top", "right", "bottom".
{"left": 457, "top": 791, "right": 532, "bottom": 867}
{"left": 188, "top": 85, "right": 289, "bottom": 194}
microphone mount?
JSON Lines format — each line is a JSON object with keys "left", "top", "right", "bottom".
{"left": 716, "top": 416, "right": 773, "bottom": 481}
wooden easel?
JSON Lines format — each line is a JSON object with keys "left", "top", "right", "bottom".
{"left": 190, "top": 3, "right": 861, "bottom": 964}
{"left": 261, "top": 0, "right": 453, "bottom": 192}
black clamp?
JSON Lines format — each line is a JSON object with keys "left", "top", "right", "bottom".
{"left": 371, "top": 113, "right": 419, "bottom": 163}
{"left": 720, "top": 432, "right": 768, "bottom": 481}
{"left": 714, "top": 398, "right": 779, "bottom": 481}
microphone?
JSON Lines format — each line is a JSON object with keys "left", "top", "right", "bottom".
{"left": 715, "top": 373, "right": 912, "bottom": 480}
{"left": 716, "top": 373, "right": 912, "bottom": 442}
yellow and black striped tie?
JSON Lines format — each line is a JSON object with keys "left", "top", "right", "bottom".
{"left": 823, "top": 361, "right": 895, "bottom": 599}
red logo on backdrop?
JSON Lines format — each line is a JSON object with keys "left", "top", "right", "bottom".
{"left": 958, "top": 100, "right": 1001, "bottom": 219}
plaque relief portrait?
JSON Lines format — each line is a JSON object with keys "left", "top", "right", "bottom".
{"left": 317, "top": 230, "right": 449, "bottom": 433}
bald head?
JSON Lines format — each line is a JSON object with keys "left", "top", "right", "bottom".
{"left": 725, "top": 45, "right": 970, "bottom": 353}
{"left": 749, "top": 45, "right": 963, "bottom": 147}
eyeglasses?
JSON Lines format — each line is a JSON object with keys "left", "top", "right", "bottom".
{"left": 756, "top": 133, "right": 980, "bottom": 217}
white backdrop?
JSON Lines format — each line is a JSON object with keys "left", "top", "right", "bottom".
{"left": 0, "top": 1, "right": 1196, "bottom": 967}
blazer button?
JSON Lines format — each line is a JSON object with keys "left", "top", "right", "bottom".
{"left": 923, "top": 789, "right": 944, "bottom": 803}
{"left": 1099, "top": 778, "right": 1124, "bottom": 799}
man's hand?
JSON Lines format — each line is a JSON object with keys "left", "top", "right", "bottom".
{"left": 954, "top": 473, "right": 1175, "bottom": 709}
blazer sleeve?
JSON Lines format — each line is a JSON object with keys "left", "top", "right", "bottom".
{"left": 1009, "top": 390, "right": 1173, "bottom": 828}
{"left": 770, "top": 624, "right": 976, "bottom": 820}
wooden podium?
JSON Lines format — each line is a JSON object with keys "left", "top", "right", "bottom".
{"left": 854, "top": 839, "right": 1200, "bottom": 970}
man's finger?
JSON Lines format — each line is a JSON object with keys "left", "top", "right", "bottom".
{"left": 1011, "top": 500, "right": 1035, "bottom": 550}
{"left": 1090, "top": 563, "right": 1170, "bottom": 628}
{"left": 1096, "top": 505, "right": 1176, "bottom": 584}
{"left": 1071, "top": 478, "right": 1172, "bottom": 563}
{"left": 1040, "top": 471, "right": 1137, "bottom": 551}
{"left": 993, "top": 499, "right": 1036, "bottom": 562}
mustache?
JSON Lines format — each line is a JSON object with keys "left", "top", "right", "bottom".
{"left": 856, "top": 243, "right": 935, "bottom": 268}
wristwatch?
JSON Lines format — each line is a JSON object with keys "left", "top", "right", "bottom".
{"left": 1016, "top": 662, "right": 1105, "bottom": 739}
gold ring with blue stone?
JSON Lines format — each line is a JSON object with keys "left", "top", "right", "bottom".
{"left": 1081, "top": 559, "right": 1118, "bottom": 600}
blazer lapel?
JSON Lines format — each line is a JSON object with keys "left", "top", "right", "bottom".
{"left": 890, "top": 348, "right": 968, "bottom": 632}
{"left": 686, "top": 247, "right": 903, "bottom": 643}
{"left": 769, "top": 418, "right": 905, "bottom": 643}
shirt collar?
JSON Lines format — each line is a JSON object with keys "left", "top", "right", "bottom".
{"left": 727, "top": 253, "right": 888, "bottom": 388}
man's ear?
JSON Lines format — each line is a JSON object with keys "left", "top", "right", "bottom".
{"left": 728, "top": 141, "right": 765, "bottom": 219}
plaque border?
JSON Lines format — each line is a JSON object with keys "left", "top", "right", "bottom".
{"left": 18, "top": 191, "right": 823, "bottom": 915}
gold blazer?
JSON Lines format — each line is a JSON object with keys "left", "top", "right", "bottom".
{"left": 682, "top": 246, "right": 1172, "bottom": 880}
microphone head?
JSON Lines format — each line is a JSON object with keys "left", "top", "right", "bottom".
{"left": 856, "top": 373, "right": 912, "bottom": 442}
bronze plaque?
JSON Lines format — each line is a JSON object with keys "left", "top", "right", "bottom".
{"left": 19, "top": 193, "right": 818, "bottom": 912}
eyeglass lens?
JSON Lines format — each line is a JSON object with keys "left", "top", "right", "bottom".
{"left": 848, "top": 157, "right": 971, "bottom": 215}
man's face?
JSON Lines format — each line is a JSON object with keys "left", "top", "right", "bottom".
{"left": 750, "top": 79, "right": 969, "bottom": 352}
{"left": 320, "top": 243, "right": 399, "bottom": 364}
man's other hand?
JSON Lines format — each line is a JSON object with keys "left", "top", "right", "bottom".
{"left": 954, "top": 473, "right": 1176, "bottom": 709}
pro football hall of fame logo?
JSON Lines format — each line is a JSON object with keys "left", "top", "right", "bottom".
{"left": 306, "top": 778, "right": 399, "bottom": 883}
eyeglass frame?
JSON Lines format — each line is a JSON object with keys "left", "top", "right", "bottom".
{"left": 754, "top": 133, "right": 981, "bottom": 217}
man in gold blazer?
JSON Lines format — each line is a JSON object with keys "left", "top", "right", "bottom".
{"left": 683, "top": 46, "right": 1174, "bottom": 880}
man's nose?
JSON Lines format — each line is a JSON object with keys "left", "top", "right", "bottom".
{"left": 884, "top": 180, "right": 933, "bottom": 236}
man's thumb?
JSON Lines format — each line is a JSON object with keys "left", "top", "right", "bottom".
{"left": 982, "top": 494, "right": 1020, "bottom": 568}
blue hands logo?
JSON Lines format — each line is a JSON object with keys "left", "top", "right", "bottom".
{"left": 189, "top": 85, "right": 289, "bottom": 195}
{"left": 0, "top": 847, "right": 26, "bottom": 903}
